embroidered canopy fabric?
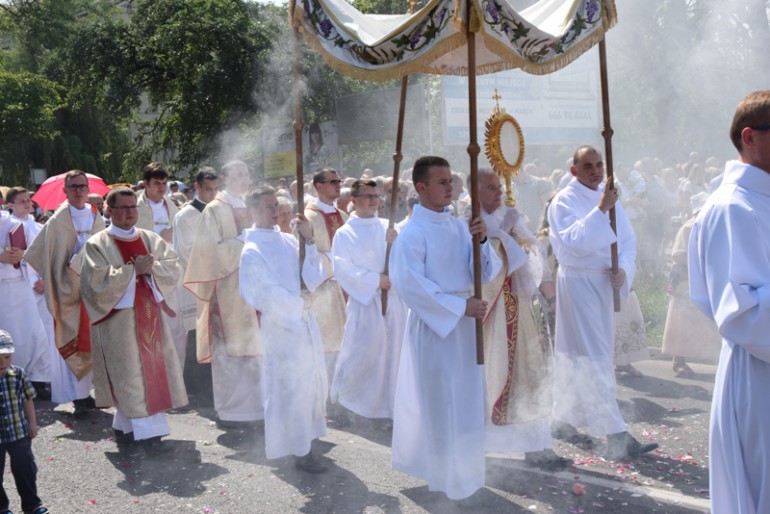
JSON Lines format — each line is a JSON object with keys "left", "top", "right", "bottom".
{"left": 292, "top": 0, "right": 617, "bottom": 80}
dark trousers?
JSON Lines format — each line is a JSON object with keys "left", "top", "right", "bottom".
{"left": 0, "top": 437, "right": 40, "bottom": 513}
{"left": 183, "top": 330, "right": 214, "bottom": 408}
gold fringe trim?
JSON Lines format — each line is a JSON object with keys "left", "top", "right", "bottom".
{"left": 298, "top": 20, "right": 468, "bottom": 82}
{"left": 296, "top": 0, "right": 618, "bottom": 80}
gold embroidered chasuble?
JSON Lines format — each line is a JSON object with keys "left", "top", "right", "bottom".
{"left": 482, "top": 237, "right": 552, "bottom": 426}
{"left": 304, "top": 199, "right": 348, "bottom": 353}
{"left": 23, "top": 203, "right": 105, "bottom": 379}
{"left": 80, "top": 229, "right": 187, "bottom": 417}
{"left": 183, "top": 192, "right": 261, "bottom": 361}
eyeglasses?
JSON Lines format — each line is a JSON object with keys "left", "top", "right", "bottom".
{"left": 750, "top": 124, "right": 770, "bottom": 131}
{"left": 354, "top": 194, "right": 380, "bottom": 200}
{"left": 318, "top": 180, "right": 342, "bottom": 185}
{"left": 112, "top": 205, "right": 138, "bottom": 211}
{"left": 66, "top": 184, "right": 89, "bottom": 191}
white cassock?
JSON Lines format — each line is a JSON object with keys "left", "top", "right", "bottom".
{"left": 239, "top": 227, "right": 328, "bottom": 460}
{"left": 0, "top": 216, "right": 49, "bottom": 381}
{"left": 330, "top": 214, "right": 407, "bottom": 419}
{"left": 689, "top": 160, "right": 770, "bottom": 514}
{"left": 547, "top": 178, "right": 636, "bottom": 437}
{"left": 390, "top": 204, "right": 501, "bottom": 500}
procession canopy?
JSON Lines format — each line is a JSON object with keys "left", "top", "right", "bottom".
{"left": 291, "top": 0, "right": 617, "bottom": 80}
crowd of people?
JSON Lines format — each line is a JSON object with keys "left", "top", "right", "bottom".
{"left": 1, "top": 91, "right": 768, "bottom": 513}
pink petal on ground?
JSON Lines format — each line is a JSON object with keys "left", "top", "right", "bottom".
{"left": 572, "top": 483, "right": 586, "bottom": 496}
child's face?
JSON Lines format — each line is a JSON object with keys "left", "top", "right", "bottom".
{"left": 0, "top": 354, "right": 12, "bottom": 375}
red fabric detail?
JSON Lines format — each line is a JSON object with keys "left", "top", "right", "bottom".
{"left": 307, "top": 207, "right": 344, "bottom": 242}
{"left": 491, "top": 275, "right": 518, "bottom": 426}
{"left": 9, "top": 223, "right": 26, "bottom": 269}
{"left": 113, "top": 236, "right": 173, "bottom": 414}
{"left": 59, "top": 302, "right": 92, "bottom": 358}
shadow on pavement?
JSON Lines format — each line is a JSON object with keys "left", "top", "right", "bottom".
{"left": 401, "top": 485, "right": 525, "bottom": 513}
{"left": 105, "top": 440, "right": 228, "bottom": 497}
{"left": 616, "top": 374, "right": 713, "bottom": 402}
{"left": 270, "top": 442, "right": 400, "bottom": 514}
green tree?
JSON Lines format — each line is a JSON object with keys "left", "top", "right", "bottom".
{"left": 0, "top": 68, "right": 62, "bottom": 185}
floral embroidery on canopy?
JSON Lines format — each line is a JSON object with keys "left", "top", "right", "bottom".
{"left": 292, "top": 0, "right": 617, "bottom": 80}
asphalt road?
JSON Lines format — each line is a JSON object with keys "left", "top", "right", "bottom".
{"left": 26, "top": 353, "right": 714, "bottom": 514}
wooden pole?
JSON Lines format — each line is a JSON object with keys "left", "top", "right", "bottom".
{"left": 382, "top": 75, "right": 409, "bottom": 316}
{"left": 466, "top": 3, "right": 484, "bottom": 365}
{"left": 598, "top": 39, "right": 620, "bottom": 312}
{"left": 291, "top": 0, "right": 305, "bottom": 283}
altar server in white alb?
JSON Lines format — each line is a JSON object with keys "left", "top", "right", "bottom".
{"left": 689, "top": 90, "right": 770, "bottom": 514}
{"left": 390, "top": 156, "right": 501, "bottom": 500}
{"left": 330, "top": 179, "right": 406, "bottom": 420}
{"left": 547, "top": 145, "right": 656, "bottom": 459}
{"left": 239, "top": 186, "right": 329, "bottom": 473}
{"left": 1, "top": 188, "right": 50, "bottom": 392}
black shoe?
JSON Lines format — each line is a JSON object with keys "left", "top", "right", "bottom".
{"left": 294, "top": 451, "right": 328, "bottom": 473}
{"left": 551, "top": 421, "right": 596, "bottom": 450}
{"left": 140, "top": 436, "right": 173, "bottom": 456}
{"left": 524, "top": 449, "right": 574, "bottom": 471}
{"left": 31, "top": 382, "right": 51, "bottom": 401}
{"left": 216, "top": 419, "right": 262, "bottom": 432}
{"left": 113, "top": 429, "right": 135, "bottom": 445}
{"left": 72, "top": 398, "right": 91, "bottom": 419}
{"left": 328, "top": 404, "right": 351, "bottom": 428}
{"left": 606, "top": 432, "right": 658, "bottom": 460}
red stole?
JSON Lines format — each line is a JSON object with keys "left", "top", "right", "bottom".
{"left": 490, "top": 275, "right": 519, "bottom": 426}
{"left": 58, "top": 303, "right": 93, "bottom": 359}
{"left": 9, "top": 222, "right": 26, "bottom": 269}
{"left": 307, "top": 207, "right": 344, "bottom": 242}
{"left": 113, "top": 235, "right": 173, "bottom": 414}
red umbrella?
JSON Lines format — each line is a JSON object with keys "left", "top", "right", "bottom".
{"left": 31, "top": 172, "right": 111, "bottom": 210}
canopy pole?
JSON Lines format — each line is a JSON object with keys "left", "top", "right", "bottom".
{"left": 291, "top": 0, "right": 306, "bottom": 284}
{"left": 466, "top": 4, "right": 484, "bottom": 365}
{"left": 382, "top": 75, "right": 409, "bottom": 316}
{"left": 598, "top": 39, "right": 620, "bottom": 312}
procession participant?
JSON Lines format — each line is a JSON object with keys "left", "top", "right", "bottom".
{"left": 689, "top": 90, "right": 770, "bottom": 514}
{"left": 547, "top": 146, "right": 656, "bottom": 460}
{"left": 3, "top": 188, "right": 51, "bottom": 397}
{"left": 304, "top": 169, "right": 348, "bottom": 404}
{"left": 184, "top": 160, "right": 263, "bottom": 428}
{"left": 390, "top": 156, "right": 501, "bottom": 500}
{"left": 87, "top": 193, "right": 104, "bottom": 215}
{"left": 137, "top": 162, "right": 178, "bottom": 243}
{"left": 80, "top": 187, "right": 187, "bottom": 452}
{"left": 662, "top": 192, "right": 721, "bottom": 375}
{"left": 240, "top": 187, "right": 328, "bottom": 473}
{"left": 24, "top": 170, "right": 104, "bottom": 418}
{"left": 330, "top": 179, "right": 406, "bottom": 421}
{"left": 173, "top": 168, "right": 219, "bottom": 407}
{"left": 135, "top": 162, "right": 185, "bottom": 367}
{"left": 475, "top": 170, "right": 571, "bottom": 470}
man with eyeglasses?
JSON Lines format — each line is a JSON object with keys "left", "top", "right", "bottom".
{"left": 329, "top": 179, "right": 406, "bottom": 423}
{"left": 303, "top": 168, "right": 349, "bottom": 423}
{"left": 689, "top": 90, "right": 770, "bottom": 514}
{"left": 25, "top": 170, "right": 104, "bottom": 418}
{"left": 184, "top": 160, "right": 264, "bottom": 430}
{"left": 0, "top": 188, "right": 51, "bottom": 399}
{"left": 80, "top": 186, "right": 187, "bottom": 454}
